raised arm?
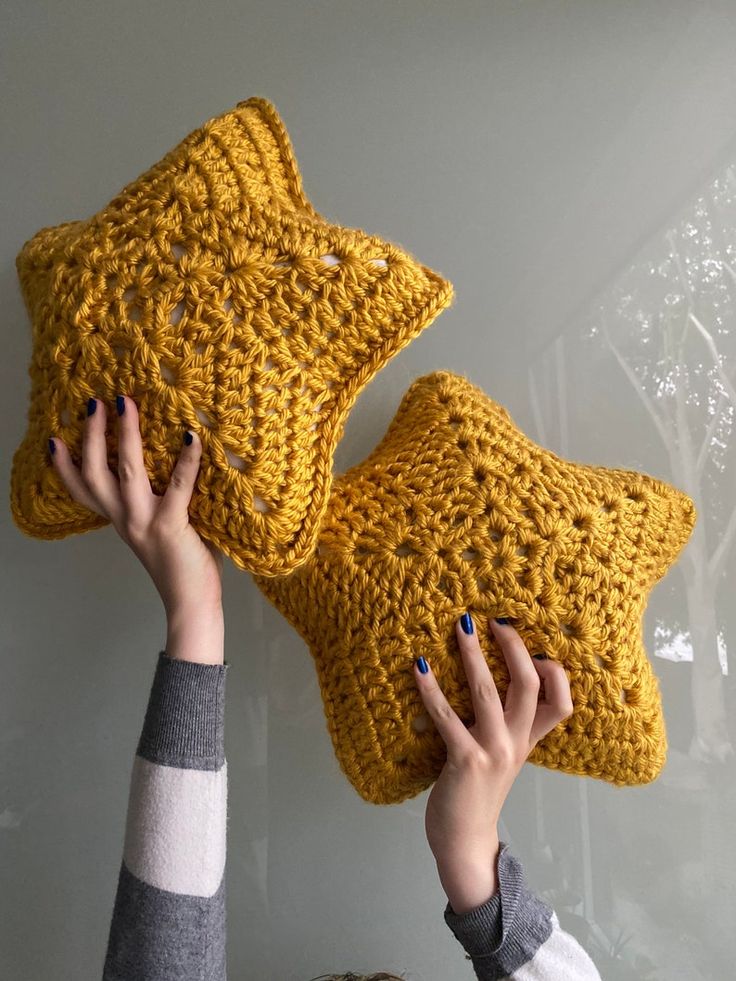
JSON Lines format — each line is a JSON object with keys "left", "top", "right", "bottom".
{"left": 414, "top": 614, "right": 602, "bottom": 979}
{"left": 48, "top": 394, "right": 227, "bottom": 980}
{"left": 103, "top": 646, "right": 227, "bottom": 980}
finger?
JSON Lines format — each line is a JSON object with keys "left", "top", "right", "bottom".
{"left": 115, "top": 395, "right": 155, "bottom": 523}
{"left": 156, "top": 429, "right": 202, "bottom": 527}
{"left": 454, "top": 612, "right": 504, "bottom": 746}
{"left": 489, "top": 618, "right": 541, "bottom": 742}
{"left": 79, "top": 397, "right": 124, "bottom": 524}
{"left": 528, "top": 656, "right": 575, "bottom": 746}
{"left": 413, "top": 656, "right": 479, "bottom": 761}
{"left": 47, "top": 436, "right": 106, "bottom": 517}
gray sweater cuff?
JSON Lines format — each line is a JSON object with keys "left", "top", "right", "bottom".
{"left": 443, "top": 841, "right": 554, "bottom": 977}
{"left": 136, "top": 650, "right": 228, "bottom": 771}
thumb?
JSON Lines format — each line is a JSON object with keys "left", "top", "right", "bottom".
{"left": 157, "top": 429, "right": 202, "bottom": 523}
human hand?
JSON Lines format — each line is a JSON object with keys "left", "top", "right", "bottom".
{"left": 413, "top": 613, "right": 573, "bottom": 914}
{"left": 48, "top": 395, "right": 225, "bottom": 659}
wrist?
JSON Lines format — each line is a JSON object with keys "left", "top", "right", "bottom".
{"left": 435, "top": 840, "right": 501, "bottom": 916}
{"left": 165, "top": 602, "right": 224, "bottom": 665}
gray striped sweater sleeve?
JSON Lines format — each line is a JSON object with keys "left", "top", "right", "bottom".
{"left": 100, "top": 650, "right": 599, "bottom": 980}
{"left": 444, "top": 841, "right": 602, "bottom": 979}
{"left": 102, "top": 650, "right": 228, "bottom": 981}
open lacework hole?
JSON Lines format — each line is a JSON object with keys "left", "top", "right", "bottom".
{"left": 224, "top": 449, "right": 249, "bottom": 472}
{"left": 171, "top": 243, "right": 187, "bottom": 261}
{"left": 253, "top": 494, "right": 270, "bottom": 514}
{"left": 60, "top": 407, "right": 72, "bottom": 427}
{"left": 599, "top": 503, "right": 613, "bottom": 514}
{"left": 393, "top": 542, "right": 417, "bottom": 558}
{"left": 170, "top": 301, "right": 185, "bottom": 325}
{"left": 461, "top": 548, "right": 478, "bottom": 562}
{"left": 411, "top": 713, "right": 430, "bottom": 733}
{"left": 194, "top": 407, "right": 216, "bottom": 428}
{"left": 275, "top": 254, "right": 386, "bottom": 270}
{"left": 121, "top": 287, "right": 142, "bottom": 322}
{"left": 515, "top": 544, "right": 529, "bottom": 557}
{"left": 159, "top": 363, "right": 177, "bottom": 384}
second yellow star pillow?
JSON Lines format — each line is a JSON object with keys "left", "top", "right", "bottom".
{"left": 255, "top": 371, "right": 697, "bottom": 804}
{"left": 11, "top": 96, "right": 454, "bottom": 575}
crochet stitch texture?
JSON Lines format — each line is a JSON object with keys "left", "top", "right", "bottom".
{"left": 11, "top": 96, "right": 454, "bottom": 575}
{"left": 255, "top": 371, "right": 697, "bottom": 804}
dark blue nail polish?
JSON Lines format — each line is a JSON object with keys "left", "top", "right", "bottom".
{"left": 495, "top": 617, "right": 511, "bottom": 625}
{"left": 48, "top": 437, "right": 55, "bottom": 456}
{"left": 116, "top": 395, "right": 125, "bottom": 415}
{"left": 417, "top": 656, "right": 429, "bottom": 674}
{"left": 87, "top": 397, "right": 97, "bottom": 416}
{"left": 460, "top": 612, "right": 474, "bottom": 635}
{"left": 183, "top": 430, "right": 193, "bottom": 446}
{"left": 533, "top": 653, "right": 548, "bottom": 660}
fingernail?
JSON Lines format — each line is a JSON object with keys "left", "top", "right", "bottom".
{"left": 416, "top": 656, "right": 429, "bottom": 674}
{"left": 48, "top": 437, "right": 55, "bottom": 456}
{"left": 116, "top": 395, "right": 125, "bottom": 415}
{"left": 533, "top": 653, "right": 548, "bottom": 660}
{"left": 495, "top": 617, "right": 511, "bottom": 625}
{"left": 460, "top": 612, "right": 474, "bottom": 635}
{"left": 183, "top": 430, "right": 193, "bottom": 446}
{"left": 87, "top": 397, "right": 97, "bottom": 416}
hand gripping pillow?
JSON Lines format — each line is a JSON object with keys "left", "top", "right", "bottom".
{"left": 10, "top": 96, "right": 454, "bottom": 575}
{"left": 254, "top": 371, "right": 697, "bottom": 804}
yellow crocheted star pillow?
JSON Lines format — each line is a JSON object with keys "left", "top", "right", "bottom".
{"left": 254, "top": 371, "right": 697, "bottom": 804}
{"left": 11, "top": 96, "right": 454, "bottom": 575}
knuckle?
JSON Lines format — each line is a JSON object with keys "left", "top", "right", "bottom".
{"left": 118, "top": 459, "right": 142, "bottom": 483}
{"left": 122, "top": 517, "right": 147, "bottom": 543}
{"left": 472, "top": 680, "right": 497, "bottom": 703}
{"left": 491, "top": 741, "right": 518, "bottom": 769}
{"left": 80, "top": 459, "right": 101, "bottom": 486}
{"left": 519, "top": 667, "right": 541, "bottom": 690}
{"left": 168, "top": 468, "right": 189, "bottom": 491}
{"left": 457, "top": 746, "right": 489, "bottom": 770}
{"left": 151, "top": 510, "right": 182, "bottom": 538}
{"left": 432, "top": 702, "right": 456, "bottom": 723}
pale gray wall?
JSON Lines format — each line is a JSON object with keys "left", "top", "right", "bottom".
{"left": 2, "top": 2, "right": 736, "bottom": 979}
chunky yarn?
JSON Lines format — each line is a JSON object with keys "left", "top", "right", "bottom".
{"left": 255, "top": 371, "right": 697, "bottom": 804}
{"left": 11, "top": 96, "right": 454, "bottom": 575}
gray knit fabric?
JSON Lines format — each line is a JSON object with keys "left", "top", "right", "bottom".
{"left": 102, "top": 651, "right": 228, "bottom": 981}
{"left": 444, "top": 841, "right": 556, "bottom": 980}
{"left": 101, "top": 649, "right": 601, "bottom": 980}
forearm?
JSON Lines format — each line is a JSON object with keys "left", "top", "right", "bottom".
{"left": 443, "top": 841, "right": 602, "bottom": 980}
{"left": 102, "top": 647, "right": 228, "bottom": 981}
{"left": 165, "top": 601, "right": 224, "bottom": 665}
{"left": 435, "top": 834, "right": 500, "bottom": 915}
